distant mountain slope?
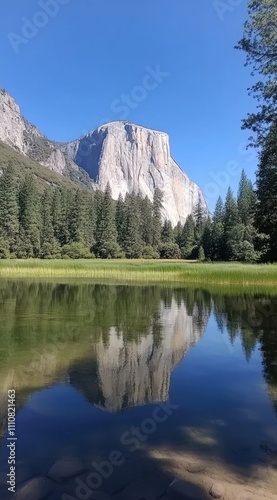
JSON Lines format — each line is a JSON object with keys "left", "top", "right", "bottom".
{"left": 0, "top": 140, "right": 87, "bottom": 191}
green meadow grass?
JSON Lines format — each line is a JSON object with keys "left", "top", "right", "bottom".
{"left": 0, "top": 259, "right": 277, "bottom": 286}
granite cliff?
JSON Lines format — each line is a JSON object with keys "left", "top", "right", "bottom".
{"left": 0, "top": 89, "right": 208, "bottom": 224}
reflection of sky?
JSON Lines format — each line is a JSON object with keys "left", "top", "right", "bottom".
{"left": 1, "top": 312, "right": 277, "bottom": 478}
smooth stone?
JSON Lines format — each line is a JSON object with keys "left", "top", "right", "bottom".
{"left": 209, "top": 483, "right": 225, "bottom": 499}
{"left": 14, "top": 477, "right": 54, "bottom": 500}
{"left": 186, "top": 462, "right": 206, "bottom": 474}
{"left": 167, "top": 479, "right": 209, "bottom": 499}
{"left": 48, "top": 459, "right": 85, "bottom": 482}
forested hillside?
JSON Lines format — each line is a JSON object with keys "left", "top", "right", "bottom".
{"left": 0, "top": 164, "right": 271, "bottom": 261}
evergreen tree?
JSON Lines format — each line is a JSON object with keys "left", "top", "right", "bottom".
{"left": 115, "top": 193, "right": 127, "bottom": 249}
{"left": 180, "top": 215, "right": 196, "bottom": 258}
{"left": 51, "top": 187, "right": 70, "bottom": 247}
{"left": 123, "top": 192, "right": 143, "bottom": 258}
{"left": 237, "top": 170, "right": 256, "bottom": 226}
{"left": 213, "top": 196, "right": 225, "bottom": 224}
{"left": 52, "top": 188, "right": 62, "bottom": 243}
{"left": 84, "top": 192, "right": 96, "bottom": 252}
{"left": 210, "top": 196, "right": 225, "bottom": 260}
{"left": 0, "top": 163, "right": 19, "bottom": 254}
{"left": 152, "top": 188, "right": 163, "bottom": 248}
{"left": 18, "top": 175, "right": 40, "bottom": 257}
{"left": 139, "top": 195, "right": 154, "bottom": 246}
{"left": 193, "top": 198, "right": 205, "bottom": 243}
{"left": 94, "top": 184, "right": 119, "bottom": 258}
{"left": 223, "top": 188, "right": 239, "bottom": 260}
{"left": 198, "top": 245, "right": 205, "bottom": 261}
{"left": 40, "top": 188, "right": 59, "bottom": 258}
{"left": 174, "top": 221, "right": 183, "bottom": 248}
{"left": 68, "top": 190, "right": 94, "bottom": 250}
{"left": 201, "top": 218, "right": 213, "bottom": 260}
{"left": 255, "top": 124, "right": 277, "bottom": 260}
{"left": 161, "top": 220, "right": 174, "bottom": 243}
{"left": 236, "top": 0, "right": 277, "bottom": 146}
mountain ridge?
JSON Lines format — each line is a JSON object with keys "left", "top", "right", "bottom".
{"left": 0, "top": 89, "right": 208, "bottom": 224}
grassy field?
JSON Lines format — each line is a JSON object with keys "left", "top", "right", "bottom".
{"left": 0, "top": 259, "right": 277, "bottom": 286}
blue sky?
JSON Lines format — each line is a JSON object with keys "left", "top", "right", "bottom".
{"left": 0, "top": 0, "right": 256, "bottom": 210}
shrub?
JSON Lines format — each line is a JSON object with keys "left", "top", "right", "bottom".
{"left": 158, "top": 242, "right": 181, "bottom": 259}
{"left": 62, "top": 242, "right": 92, "bottom": 259}
{"left": 198, "top": 245, "right": 206, "bottom": 261}
{"left": 142, "top": 245, "right": 160, "bottom": 259}
{"left": 0, "top": 238, "right": 10, "bottom": 259}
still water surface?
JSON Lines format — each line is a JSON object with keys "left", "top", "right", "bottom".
{"left": 0, "top": 282, "right": 276, "bottom": 498}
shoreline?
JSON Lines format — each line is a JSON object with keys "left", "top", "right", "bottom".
{"left": 0, "top": 260, "right": 277, "bottom": 287}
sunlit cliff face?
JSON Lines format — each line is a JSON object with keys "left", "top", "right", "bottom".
{"left": 0, "top": 292, "right": 209, "bottom": 442}
{"left": 69, "top": 298, "right": 208, "bottom": 412}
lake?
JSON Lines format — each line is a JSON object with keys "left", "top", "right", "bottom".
{"left": 0, "top": 281, "right": 276, "bottom": 500}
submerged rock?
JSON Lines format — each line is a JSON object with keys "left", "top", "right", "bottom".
{"left": 14, "top": 477, "right": 54, "bottom": 500}
{"left": 48, "top": 458, "right": 85, "bottom": 482}
{"left": 167, "top": 479, "right": 209, "bottom": 499}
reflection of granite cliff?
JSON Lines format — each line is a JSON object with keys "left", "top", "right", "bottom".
{"left": 70, "top": 299, "right": 208, "bottom": 412}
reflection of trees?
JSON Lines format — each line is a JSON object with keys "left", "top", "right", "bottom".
{"left": 70, "top": 293, "right": 210, "bottom": 411}
{"left": 212, "top": 292, "right": 277, "bottom": 412}
{"left": 0, "top": 282, "right": 211, "bottom": 422}
{"left": 0, "top": 281, "right": 276, "bottom": 418}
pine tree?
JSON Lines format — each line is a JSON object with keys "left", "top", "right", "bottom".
{"left": 40, "top": 188, "right": 59, "bottom": 258}
{"left": 236, "top": 0, "right": 277, "bottom": 146}
{"left": 84, "top": 192, "right": 96, "bottom": 252}
{"left": 237, "top": 170, "right": 256, "bottom": 226}
{"left": 0, "top": 163, "right": 19, "bottom": 254}
{"left": 52, "top": 188, "right": 62, "bottom": 243}
{"left": 58, "top": 187, "right": 71, "bottom": 246}
{"left": 213, "top": 196, "right": 225, "bottom": 224}
{"left": 211, "top": 196, "right": 225, "bottom": 260}
{"left": 115, "top": 193, "right": 127, "bottom": 249}
{"left": 174, "top": 221, "right": 183, "bottom": 249}
{"left": 180, "top": 215, "right": 196, "bottom": 258}
{"left": 201, "top": 218, "right": 213, "bottom": 260}
{"left": 123, "top": 192, "right": 143, "bottom": 258}
{"left": 18, "top": 175, "right": 40, "bottom": 257}
{"left": 139, "top": 195, "right": 154, "bottom": 246}
{"left": 223, "top": 188, "right": 239, "bottom": 260}
{"left": 198, "top": 245, "right": 205, "bottom": 261}
{"left": 152, "top": 188, "right": 163, "bottom": 248}
{"left": 193, "top": 198, "right": 205, "bottom": 243}
{"left": 94, "top": 184, "right": 119, "bottom": 258}
{"left": 255, "top": 124, "right": 277, "bottom": 261}
{"left": 161, "top": 220, "right": 174, "bottom": 243}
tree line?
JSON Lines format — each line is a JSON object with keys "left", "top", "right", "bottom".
{"left": 0, "top": 164, "right": 273, "bottom": 261}
{"left": 236, "top": 0, "right": 277, "bottom": 261}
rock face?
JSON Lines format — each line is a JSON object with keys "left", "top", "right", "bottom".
{"left": 0, "top": 89, "right": 208, "bottom": 224}
{"left": 0, "top": 89, "right": 61, "bottom": 170}
{"left": 69, "top": 297, "right": 209, "bottom": 411}
{"left": 0, "top": 89, "right": 90, "bottom": 183}
{"left": 66, "top": 122, "right": 208, "bottom": 225}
